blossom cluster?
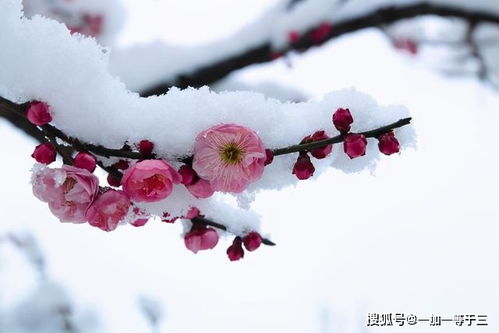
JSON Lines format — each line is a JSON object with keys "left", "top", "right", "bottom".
{"left": 27, "top": 99, "right": 407, "bottom": 260}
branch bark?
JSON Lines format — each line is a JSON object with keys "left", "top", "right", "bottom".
{"left": 140, "top": 3, "right": 499, "bottom": 96}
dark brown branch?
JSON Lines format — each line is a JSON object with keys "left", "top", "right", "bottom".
{"left": 272, "top": 117, "right": 412, "bottom": 156}
{"left": 141, "top": 3, "right": 499, "bottom": 96}
{"left": 191, "top": 216, "right": 276, "bottom": 246}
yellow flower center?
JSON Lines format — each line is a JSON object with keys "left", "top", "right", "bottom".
{"left": 220, "top": 142, "right": 244, "bottom": 165}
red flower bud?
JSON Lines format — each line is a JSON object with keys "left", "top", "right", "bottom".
{"left": 264, "top": 149, "right": 274, "bottom": 166}
{"left": 227, "top": 237, "right": 245, "bottom": 261}
{"left": 31, "top": 143, "right": 56, "bottom": 164}
{"left": 73, "top": 152, "right": 96, "bottom": 172}
{"left": 178, "top": 164, "right": 199, "bottom": 186}
{"left": 302, "top": 131, "right": 332, "bottom": 159}
{"left": 292, "top": 152, "right": 315, "bottom": 180}
{"left": 138, "top": 140, "right": 154, "bottom": 156}
{"left": 26, "top": 101, "right": 52, "bottom": 126}
{"left": 309, "top": 22, "right": 332, "bottom": 44}
{"left": 243, "top": 232, "right": 263, "bottom": 252}
{"left": 378, "top": 131, "right": 400, "bottom": 155}
{"left": 107, "top": 174, "right": 121, "bottom": 187}
{"left": 332, "top": 108, "right": 353, "bottom": 133}
{"left": 114, "top": 160, "right": 129, "bottom": 170}
{"left": 344, "top": 133, "right": 367, "bottom": 159}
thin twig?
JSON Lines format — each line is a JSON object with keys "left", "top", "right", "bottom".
{"left": 140, "top": 4, "right": 499, "bottom": 95}
{"left": 191, "top": 216, "right": 276, "bottom": 246}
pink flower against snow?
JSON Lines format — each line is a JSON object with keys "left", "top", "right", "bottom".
{"left": 192, "top": 123, "right": 266, "bottom": 193}
{"left": 184, "top": 224, "right": 219, "bottom": 254}
{"left": 32, "top": 165, "right": 99, "bottom": 223}
{"left": 86, "top": 189, "right": 131, "bottom": 232}
{"left": 121, "top": 160, "right": 181, "bottom": 203}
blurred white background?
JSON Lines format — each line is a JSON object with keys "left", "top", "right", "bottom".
{"left": 1, "top": 1, "right": 498, "bottom": 332}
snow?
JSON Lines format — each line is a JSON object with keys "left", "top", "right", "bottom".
{"left": 0, "top": 0, "right": 415, "bottom": 226}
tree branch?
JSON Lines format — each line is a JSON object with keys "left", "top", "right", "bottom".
{"left": 140, "top": 3, "right": 499, "bottom": 96}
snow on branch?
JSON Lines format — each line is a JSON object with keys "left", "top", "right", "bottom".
{"left": 107, "top": 0, "right": 499, "bottom": 95}
{"left": 0, "top": 0, "right": 415, "bottom": 260}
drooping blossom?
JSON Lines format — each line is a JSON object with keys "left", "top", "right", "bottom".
{"left": 242, "top": 232, "right": 263, "bottom": 252}
{"left": 26, "top": 101, "right": 52, "bottom": 126}
{"left": 86, "top": 189, "right": 131, "bottom": 232}
{"left": 292, "top": 152, "right": 315, "bottom": 180}
{"left": 378, "top": 131, "right": 400, "bottom": 155}
{"left": 344, "top": 133, "right": 368, "bottom": 159}
{"left": 184, "top": 224, "right": 219, "bottom": 254}
{"left": 32, "top": 165, "right": 99, "bottom": 223}
{"left": 192, "top": 124, "right": 266, "bottom": 193}
{"left": 227, "top": 237, "right": 245, "bottom": 261}
{"left": 121, "top": 160, "right": 181, "bottom": 202}
{"left": 31, "top": 143, "right": 56, "bottom": 164}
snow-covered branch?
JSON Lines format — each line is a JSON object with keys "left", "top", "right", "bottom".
{"left": 107, "top": 1, "right": 499, "bottom": 96}
{"left": 0, "top": 0, "right": 415, "bottom": 260}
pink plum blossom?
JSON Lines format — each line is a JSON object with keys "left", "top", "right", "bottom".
{"left": 192, "top": 123, "right": 266, "bottom": 193}
{"left": 184, "top": 224, "right": 219, "bottom": 254}
{"left": 32, "top": 165, "right": 99, "bottom": 223}
{"left": 121, "top": 160, "right": 181, "bottom": 202}
{"left": 86, "top": 189, "right": 131, "bottom": 232}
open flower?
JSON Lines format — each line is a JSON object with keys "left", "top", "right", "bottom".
{"left": 32, "top": 165, "right": 99, "bottom": 223}
{"left": 86, "top": 189, "right": 131, "bottom": 232}
{"left": 192, "top": 124, "right": 266, "bottom": 193}
{"left": 121, "top": 160, "right": 181, "bottom": 202}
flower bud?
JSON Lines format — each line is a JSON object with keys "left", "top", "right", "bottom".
{"left": 378, "top": 131, "right": 400, "bottom": 155}
{"left": 292, "top": 153, "right": 315, "bottom": 180}
{"left": 243, "top": 232, "right": 263, "bottom": 252}
{"left": 227, "top": 237, "right": 244, "bottom": 261}
{"left": 264, "top": 149, "right": 274, "bottom": 166}
{"left": 73, "top": 152, "right": 96, "bottom": 172}
{"left": 178, "top": 165, "right": 198, "bottom": 186}
{"left": 332, "top": 108, "right": 353, "bottom": 133}
{"left": 31, "top": 143, "right": 56, "bottom": 164}
{"left": 26, "top": 101, "right": 52, "bottom": 126}
{"left": 344, "top": 133, "right": 367, "bottom": 159}
{"left": 138, "top": 140, "right": 154, "bottom": 156}
{"left": 302, "top": 131, "right": 332, "bottom": 159}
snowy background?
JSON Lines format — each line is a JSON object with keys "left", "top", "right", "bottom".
{"left": 1, "top": 0, "right": 498, "bottom": 332}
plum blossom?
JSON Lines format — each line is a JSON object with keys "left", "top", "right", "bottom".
{"left": 121, "top": 160, "right": 181, "bottom": 202}
{"left": 86, "top": 189, "right": 131, "bottom": 232}
{"left": 32, "top": 165, "right": 99, "bottom": 223}
{"left": 184, "top": 224, "right": 219, "bottom": 254}
{"left": 192, "top": 124, "right": 266, "bottom": 193}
